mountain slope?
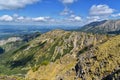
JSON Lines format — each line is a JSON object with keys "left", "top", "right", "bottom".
{"left": 80, "top": 20, "right": 120, "bottom": 34}
{"left": 76, "top": 35, "right": 120, "bottom": 80}
{"left": 25, "top": 31, "right": 120, "bottom": 80}
{"left": 0, "top": 32, "right": 41, "bottom": 75}
{"left": 0, "top": 30, "right": 109, "bottom": 77}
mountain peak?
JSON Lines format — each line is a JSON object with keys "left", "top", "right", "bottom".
{"left": 80, "top": 19, "right": 120, "bottom": 34}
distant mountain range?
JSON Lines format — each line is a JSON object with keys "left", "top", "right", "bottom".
{"left": 0, "top": 25, "right": 80, "bottom": 40}
{"left": 80, "top": 19, "right": 120, "bottom": 34}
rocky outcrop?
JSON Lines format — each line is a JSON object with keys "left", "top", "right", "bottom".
{"left": 0, "top": 37, "right": 22, "bottom": 46}
{"left": 75, "top": 35, "right": 120, "bottom": 80}
{"left": 102, "top": 69, "right": 120, "bottom": 80}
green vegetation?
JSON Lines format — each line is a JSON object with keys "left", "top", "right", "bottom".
{"left": 0, "top": 30, "right": 115, "bottom": 80}
{"left": 32, "top": 65, "right": 40, "bottom": 72}
{"left": 41, "top": 60, "right": 50, "bottom": 66}
{"left": 77, "top": 44, "right": 93, "bottom": 56}
{"left": 12, "top": 43, "right": 29, "bottom": 54}
{"left": 76, "top": 35, "right": 120, "bottom": 80}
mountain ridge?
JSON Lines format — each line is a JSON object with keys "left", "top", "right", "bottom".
{"left": 80, "top": 19, "right": 120, "bottom": 34}
{"left": 0, "top": 29, "right": 120, "bottom": 80}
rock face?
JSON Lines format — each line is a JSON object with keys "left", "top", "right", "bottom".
{"left": 0, "top": 37, "right": 22, "bottom": 46}
{"left": 102, "top": 69, "right": 120, "bottom": 80}
{"left": 76, "top": 35, "right": 120, "bottom": 80}
{"left": 80, "top": 20, "right": 120, "bottom": 34}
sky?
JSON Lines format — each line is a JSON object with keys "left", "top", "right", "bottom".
{"left": 0, "top": 0, "right": 120, "bottom": 26}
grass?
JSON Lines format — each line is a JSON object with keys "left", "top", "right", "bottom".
{"left": 77, "top": 35, "right": 120, "bottom": 79}
{"left": 41, "top": 60, "right": 50, "bottom": 66}
{"left": 0, "top": 30, "right": 112, "bottom": 79}
{"left": 12, "top": 43, "right": 29, "bottom": 54}
{"left": 32, "top": 65, "right": 40, "bottom": 72}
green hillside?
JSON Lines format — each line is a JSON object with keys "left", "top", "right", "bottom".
{"left": 0, "top": 30, "right": 119, "bottom": 80}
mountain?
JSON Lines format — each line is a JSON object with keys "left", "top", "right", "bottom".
{"left": 0, "top": 32, "right": 41, "bottom": 76}
{"left": 0, "top": 30, "right": 108, "bottom": 78}
{"left": 0, "top": 32, "right": 41, "bottom": 53}
{"left": 80, "top": 20, "right": 120, "bottom": 34}
{"left": 26, "top": 30, "right": 120, "bottom": 80}
{"left": 0, "top": 30, "right": 120, "bottom": 80}
{"left": 76, "top": 35, "right": 120, "bottom": 80}
{"left": 0, "top": 37, "right": 22, "bottom": 46}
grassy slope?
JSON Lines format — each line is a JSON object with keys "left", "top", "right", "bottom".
{"left": 0, "top": 30, "right": 109, "bottom": 79}
{"left": 77, "top": 35, "right": 120, "bottom": 80}
{"left": 24, "top": 30, "right": 109, "bottom": 80}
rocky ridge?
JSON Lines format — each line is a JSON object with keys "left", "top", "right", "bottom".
{"left": 80, "top": 20, "right": 120, "bottom": 34}
{"left": 1, "top": 30, "right": 119, "bottom": 80}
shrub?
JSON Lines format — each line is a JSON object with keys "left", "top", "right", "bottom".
{"left": 41, "top": 60, "right": 49, "bottom": 66}
{"left": 32, "top": 65, "right": 40, "bottom": 72}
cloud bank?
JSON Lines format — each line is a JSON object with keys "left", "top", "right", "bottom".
{"left": 0, "top": 2, "right": 119, "bottom": 26}
{"left": 0, "top": 14, "right": 82, "bottom": 26}
{"left": 0, "top": 15, "right": 13, "bottom": 21}
{"left": 89, "top": 4, "right": 115, "bottom": 16}
{"left": 60, "top": 0, "right": 77, "bottom": 4}
{"left": 0, "top": 0, "right": 39, "bottom": 10}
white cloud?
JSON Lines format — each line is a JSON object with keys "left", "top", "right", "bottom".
{"left": 74, "top": 16, "right": 81, "bottom": 21}
{"left": 0, "top": 15, "right": 13, "bottom": 21}
{"left": 0, "top": 14, "right": 83, "bottom": 26}
{"left": 0, "top": 0, "right": 39, "bottom": 10}
{"left": 60, "top": 0, "right": 77, "bottom": 4}
{"left": 60, "top": 7, "right": 73, "bottom": 15}
{"left": 111, "top": 13, "right": 120, "bottom": 17}
{"left": 12, "top": 15, "right": 32, "bottom": 22}
{"left": 0, "top": 14, "right": 54, "bottom": 23}
{"left": 70, "top": 14, "right": 75, "bottom": 17}
{"left": 86, "top": 4, "right": 115, "bottom": 24}
{"left": 64, "top": 15, "right": 82, "bottom": 22}
{"left": 32, "top": 16, "right": 51, "bottom": 22}
{"left": 13, "top": 14, "right": 19, "bottom": 17}
{"left": 32, "top": 17, "right": 46, "bottom": 21}
{"left": 86, "top": 16, "right": 100, "bottom": 23}
{"left": 60, "top": 0, "right": 77, "bottom": 16}
{"left": 89, "top": 4, "right": 115, "bottom": 16}
{"left": 17, "top": 16, "right": 25, "bottom": 20}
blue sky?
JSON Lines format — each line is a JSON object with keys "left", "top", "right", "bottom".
{"left": 0, "top": 0, "right": 120, "bottom": 26}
